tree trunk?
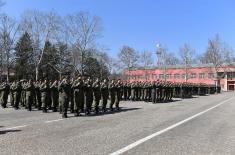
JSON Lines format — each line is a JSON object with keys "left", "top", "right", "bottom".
{"left": 36, "top": 66, "right": 39, "bottom": 81}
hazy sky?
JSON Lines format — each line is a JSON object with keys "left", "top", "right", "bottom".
{"left": 2, "top": 0, "right": 235, "bottom": 59}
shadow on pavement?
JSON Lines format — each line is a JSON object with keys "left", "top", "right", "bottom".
{"left": 0, "top": 129, "right": 21, "bottom": 135}
{"left": 68, "top": 107, "right": 141, "bottom": 118}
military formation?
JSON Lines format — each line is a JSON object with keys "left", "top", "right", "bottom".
{"left": 0, "top": 76, "right": 221, "bottom": 118}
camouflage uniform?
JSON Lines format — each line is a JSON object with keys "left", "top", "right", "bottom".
{"left": 24, "top": 80, "right": 35, "bottom": 111}
{"left": 101, "top": 79, "right": 109, "bottom": 112}
{"left": 72, "top": 78, "right": 84, "bottom": 116}
{"left": 84, "top": 78, "right": 93, "bottom": 115}
{"left": 108, "top": 80, "right": 116, "bottom": 111}
{"left": 40, "top": 80, "right": 50, "bottom": 113}
{"left": 58, "top": 79, "right": 71, "bottom": 118}
{"left": 50, "top": 81, "right": 59, "bottom": 112}
{"left": 92, "top": 79, "right": 101, "bottom": 114}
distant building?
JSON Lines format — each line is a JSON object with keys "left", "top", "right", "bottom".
{"left": 123, "top": 63, "right": 235, "bottom": 91}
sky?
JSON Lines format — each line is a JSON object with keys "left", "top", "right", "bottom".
{"left": 1, "top": 0, "right": 235, "bottom": 60}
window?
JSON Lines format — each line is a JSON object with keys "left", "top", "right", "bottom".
{"left": 145, "top": 74, "right": 149, "bottom": 80}
{"left": 166, "top": 74, "right": 171, "bottom": 79}
{"left": 182, "top": 74, "right": 189, "bottom": 79}
{"left": 191, "top": 73, "right": 196, "bottom": 79}
{"left": 152, "top": 74, "right": 156, "bottom": 79}
{"left": 174, "top": 74, "right": 180, "bottom": 79}
{"left": 138, "top": 75, "right": 143, "bottom": 80}
{"left": 159, "top": 74, "right": 164, "bottom": 79}
{"left": 199, "top": 73, "right": 205, "bottom": 79}
{"left": 208, "top": 73, "right": 215, "bottom": 79}
{"left": 227, "top": 72, "right": 235, "bottom": 79}
{"left": 132, "top": 75, "right": 136, "bottom": 80}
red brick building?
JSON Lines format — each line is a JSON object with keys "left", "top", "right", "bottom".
{"left": 123, "top": 63, "right": 235, "bottom": 91}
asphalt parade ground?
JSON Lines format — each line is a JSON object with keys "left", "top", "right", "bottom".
{"left": 1, "top": 92, "right": 235, "bottom": 155}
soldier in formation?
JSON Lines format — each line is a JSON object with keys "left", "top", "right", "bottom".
{"left": 0, "top": 77, "right": 220, "bottom": 118}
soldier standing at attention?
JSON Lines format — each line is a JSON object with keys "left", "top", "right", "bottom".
{"left": 10, "top": 81, "right": 16, "bottom": 107}
{"left": 131, "top": 82, "right": 135, "bottom": 101}
{"left": 35, "top": 80, "right": 42, "bottom": 110}
{"left": 123, "top": 82, "right": 128, "bottom": 101}
{"left": 0, "top": 82, "right": 2, "bottom": 107}
{"left": 58, "top": 77, "right": 71, "bottom": 118}
{"left": 40, "top": 79, "right": 50, "bottom": 113}
{"left": 109, "top": 79, "right": 116, "bottom": 111}
{"left": 115, "top": 79, "right": 122, "bottom": 111}
{"left": 127, "top": 82, "right": 131, "bottom": 100}
{"left": 84, "top": 77, "right": 93, "bottom": 115}
{"left": 151, "top": 81, "right": 157, "bottom": 103}
{"left": 73, "top": 76, "right": 84, "bottom": 116}
{"left": 69, "top": 78, "right": 75, "bottom": 113}
{"left": 13, "top": 81, "right": 22, "bottom": 110}
{"left": 0, "top": 81, "right": 10, "bottom": 108}
{"left": 24, "top": 79, "right": 35, "bottom": 111}
{"left": 100, "top": 78, "right": 109, "bottom": 113}
{"left": 50, "top": 80, "right": 59, "bottom": 112}
{"left": 92, "top": 78, "right": 101, "bottom": 114}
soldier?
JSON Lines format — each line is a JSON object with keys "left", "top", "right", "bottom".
{"left": 58, "top": 77, "right": 71, "bottom": 118}
{"left": 21, "top": 80, "right": 27, "bottom": 107}
{"left": 0, "top": 81, "right": 10, "bottom": 108}
{"left": 131, "top": 82, "right": 136, "bottom": 101}
{"left": 24, "top": 79, "right": 35, "bottom": 111}
{"left": 115, "top": 79, "right": 122, "bottom": 110}
{"left": 0, "top": 82, "right": 2, "bottom": 107}
{"left": 101, "top": 78, "right": 109, "bottom": 113}
{"left": 84, "top": 77, "right": 93, "bottom": 115}
{"left": 10, "top": 81, "right": 16, "bottom": 107}
{"left": 73, "top": 76, "right": 84, "bottom": 116}
{"left": 92, "top": 78, "right": 101, "bottom": 114}
{"left": 109, "top": 79, "right": 116, "bottom": 111}
{"left": 156, "top": 80, "right": 161, "bottom": 102}
{"left": 50, "top": 80, "right": 59, "bottom": 112}
{"left": 151, "top": 81, "right": 157, "bottom": 103}
{"left": 35, "top": 80, "right": 42, "bottom": 110}
{"left": 48, "top": 81, "right": 52, "bottom": 110}
{"left": 127, "top": 82, "right": 131, "bottom": 100}
{"left": 69, "top": 78, "right": 75, "bottom": 113}
{"left": 12, "top": 81, "right": 22, "bottom": 109}
{"left": 40, "top": 79, "right": 50, "bottom": 113}
{"left": 123, "top": 82, "right": 128, "bottom": 101}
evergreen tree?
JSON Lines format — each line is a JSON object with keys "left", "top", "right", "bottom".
{"left": 83, "top": 55, "right": 110, "bottom": 79}
{"left": 15, "top": 32, "right": 34, "bottom": 80}
{"left": 40, "top": 41, "right": 60, "bottom": 80}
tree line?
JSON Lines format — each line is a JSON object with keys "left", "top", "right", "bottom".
{"left": 0, "top": 10, "right": 112, "bottom": 82}
{"left": 0, "top": 5, "right": 234, "bottom": 82}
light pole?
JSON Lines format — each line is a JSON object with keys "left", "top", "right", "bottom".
{"left": 156, "top": 43, "right": 166, "bottom": 81}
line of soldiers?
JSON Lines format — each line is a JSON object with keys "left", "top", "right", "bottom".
{"left": 0, "top": 77, "right": 221, "bottom": 118}
{"left": 0, "top": 76, "right": 122, "bottom": 118}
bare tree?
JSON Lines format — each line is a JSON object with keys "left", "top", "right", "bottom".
{"left": 118, "top": 45, "right": 139, "bottom": 81}
{"left": 0, "top": 14, "right": 19, "bottom": 82}
{"left": 200, "top": 34, "right": 234, "bottom": 88}
{"left": 64, "top": 12, "right": 103, "bottom": 76}
{"left": 156, "top": 44, "right": 179, "bottom": 81}
{"left": 180, "top": 43, "right": 195, "bottom": 82}
{"left": 139, "top": 50, "right": 153, "bottom": 81}
{"left": 19, "top": 10, "right": 62, "bottom": 80}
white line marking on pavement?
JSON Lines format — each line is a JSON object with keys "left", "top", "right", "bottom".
{"left": 5, "top": 125, "right": 28, "bottom": 130}
{"left": 45, "top": 119, "right": 63, "bottom": 123}
{"left": 110, "top": 97, "right": 235, "bottom": 155}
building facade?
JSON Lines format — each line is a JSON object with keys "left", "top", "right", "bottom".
{"left": 123, "top": 64, "right": 235, "bottom": 91}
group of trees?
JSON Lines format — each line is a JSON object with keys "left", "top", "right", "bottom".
{"left": 0, "top": 2, "right": 234, "bottom": 83}
{"left": 0, "top": 9, "right": 112, "bottom": 82}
